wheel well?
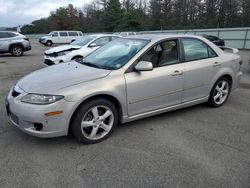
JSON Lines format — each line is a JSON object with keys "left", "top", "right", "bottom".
{"left": 220, "top": 74, "right": 233, "bottom": 88}
{"left": 9, "top": 43, "right": 24, "bottom": 51}
{"left": 68, "top": 94, "right": 123, "bottom": 134}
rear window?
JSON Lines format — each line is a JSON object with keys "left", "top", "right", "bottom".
{"left": 0, "top": 32, "right": 11, "bottom": 38}
{"left": 60, "top": 32, "right": 68, "bottom": 37}
{"left": 68, "top": 32, "right": 78, "bottom": 36}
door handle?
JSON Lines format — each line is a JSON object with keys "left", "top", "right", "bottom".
{"left": 213, "top": 62, "right": 221, "bottom": 67}
{"left": 171, "top": 70, "right": 183, "bottom": 76}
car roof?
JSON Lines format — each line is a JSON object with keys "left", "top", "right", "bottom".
{"left": 125, "top": 34, "right": 205, "bottom": 41}
{"left": 89, "top": 34, "right": 121, "bottom": 37}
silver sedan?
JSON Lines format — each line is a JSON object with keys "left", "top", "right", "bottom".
{"left": 6, "top": 34, "right": 242, "bottom": 144}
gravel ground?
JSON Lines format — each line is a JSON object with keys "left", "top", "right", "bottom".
{"left": 0, "top": 40, "right": 249, "bottom": 188}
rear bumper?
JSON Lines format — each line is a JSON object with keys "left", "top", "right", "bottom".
{"left": 233, "top": 71, "right": 243, "bottom": 90}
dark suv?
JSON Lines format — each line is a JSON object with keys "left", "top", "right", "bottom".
{"left": 0, "top": 31, "right": 31, "bottom": 56}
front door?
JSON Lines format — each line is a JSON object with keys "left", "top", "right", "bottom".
{"left": 125, "top": 39, "right": 184, "bottom": 116}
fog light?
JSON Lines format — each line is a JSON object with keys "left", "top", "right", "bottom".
{"left": 34, "top": 123, "right": 43, "bottom": 131}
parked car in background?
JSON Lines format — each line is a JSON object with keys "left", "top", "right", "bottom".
{"left": 114, "top": 32, "right": 136, "bottom": 37}
{"left": 44, "top": 34, "right": 120, "bottom": 66}
{"left": 0, "top": 31, "right": 31, "bottom": 56}
{"left": 39, "top": 31, "right": 83, "bottom": 46}
{"left": 200, "top": 34, "right": 225, "bottom": 46}
{"left": 6, "top": 34, "right": 242, "bottom": 144}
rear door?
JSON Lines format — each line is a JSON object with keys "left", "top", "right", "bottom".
{"left": 181, "top": 38, "right": 221, "bottom": 102}
{"left": 0, "top": 32, "right": 13, "bottom": 51}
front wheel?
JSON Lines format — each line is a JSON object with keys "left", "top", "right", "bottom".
{"left": 71, "top": 98, "right": 118, "bottom": 144}
{"left": 45, "top": 41, "right": 53, "bottom": 46}
{"left": 207, "top": 77, "right": 231, "bottom": 107}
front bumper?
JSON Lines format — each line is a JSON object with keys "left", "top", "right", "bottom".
{"left": 6, "top": 88, "right": 76, "bottom": 138}
{"left": 44, "top": 55, "right": 70, "bottom": 66}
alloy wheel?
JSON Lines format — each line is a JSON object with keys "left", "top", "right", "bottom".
{"left": 213, "top": 80, "right": 229, "bottom": 105}
{"left": 81, "top": 105, "right": 114, "bottom": 140}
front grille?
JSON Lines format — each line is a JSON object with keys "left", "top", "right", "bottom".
{"left": 12, "top": 90, "right": 21, "bottom": 97}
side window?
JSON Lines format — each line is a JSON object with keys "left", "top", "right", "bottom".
{"left": 68, "top": 32, "right": 78, "bottom": 36}
{"left": 183, "top": 38, "right": 211, "bottom": 61}
{"left": 52, "top": 32, "right": 58, "bottom": 37}
{"left": 8, "top": 33, "right": 17, "bottom": 37}
{"left": 0, "top": 32, "right": 10, "bottom": 38}
{"left": 59, "top": 32, "right": 68, "bottom": 37}
{"left": 139, "top": 39, "right": 179, "bottom": 67}
{"left": 93, "top": 37, "right": 110, "bottom": 47}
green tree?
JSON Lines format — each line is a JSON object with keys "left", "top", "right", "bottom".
{"left": 104, "top": 0, "right": 123, "bottom": 31}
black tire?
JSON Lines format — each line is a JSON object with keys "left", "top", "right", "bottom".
{"left": 10, "top": 45, "right": 24, "bottom": 56}
{"left": 71, "top": 98, "right": 118, "bottom": 144}
{"left": 207, "top": 77, "right": 231, "bottom": 107}
{"left": 72, "top": 56, "right": 83, "bottom": 62}
{"left": 45, "top": 40, "right": 53, "bottom": 46}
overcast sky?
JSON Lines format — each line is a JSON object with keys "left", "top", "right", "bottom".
{"left": 0, "top": 0, "right": 92, "bottom": 27}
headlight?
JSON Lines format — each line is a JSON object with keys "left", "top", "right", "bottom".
{"left": 21, "top": 94, "right": 64, "bottom": 105}
{"left": 57, "top": 51, "right": 71, "bottom": 56}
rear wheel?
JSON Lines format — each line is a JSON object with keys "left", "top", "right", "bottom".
{"left": 71, "top": 98, "right": 118, "bottom": 144}
{"left": 208, "top": 77, "right": 231, "bottom": 107}
{"left": 10, "top": 45, "right": 23, "bottom": 56}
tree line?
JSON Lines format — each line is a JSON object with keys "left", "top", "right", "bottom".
{"left": 17, "top": 0, "right": 250, "bottom": 34}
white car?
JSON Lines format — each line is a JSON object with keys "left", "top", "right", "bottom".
{"left": 39, "top": 31, "right": 83, "bottom": 46}
{"left": 44, "top": 34, "right": 120, "bottom": 66}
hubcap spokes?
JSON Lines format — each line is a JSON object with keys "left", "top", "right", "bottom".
{"left": 213, "top": 81, "right": 229, "bottom": 105}
{"left": 13, "top": 48, "right": 22, "bottom": 55}
{"left": 81, "top": 106, "right": 114, "bottom": 140}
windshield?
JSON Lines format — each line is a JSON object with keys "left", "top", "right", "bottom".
{"left": 47, "top": 32, "right": 53, "bottom": 36}
{"left": 71, "top": 35, "right": 96, "bottom": 46}
{"left": 81, "top": 38, "right": 149, "bottom": 70}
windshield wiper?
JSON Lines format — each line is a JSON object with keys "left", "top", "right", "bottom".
{"left": 81, "top": 61, "right": 102, "bottom": 69}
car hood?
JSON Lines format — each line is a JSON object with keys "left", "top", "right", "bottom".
{"left": 18, "top": 61, "right": 111, "bottom": 94}
{"left": 45, "top": 45, "right": 81, "bottom": 54}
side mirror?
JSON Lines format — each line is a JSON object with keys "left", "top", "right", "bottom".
{"left": 89, "top": 43, "right": 97, "bottom": 48}
{"left": 134, "top": 61, "right": 153, "bottom": 71}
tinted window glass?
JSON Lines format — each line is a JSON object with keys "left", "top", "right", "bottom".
{"left": 0, "top": 32, "right": 10, "bottom": 38}
{"left": 52, "top": 32, "right": 58, "bottom": 37}
{"left": 82, "top": 38, "right": 149, "bottom": 70}
{"left": 60, "top": 32, "right": 68, "bottom": 37}
{"left": 71, "top": 35, "right": 96, "bottom": 46}
{"left": 68, "top": 32, "right": 78, "bottom": 36}
{"left": 139, "top": 40, "right": 179, "bottom": 67}
{"left": 183, "top": 39, "right": 210, "bottom": 61}
{"left": 8, "top": 33, "right": 17, "bottom": 37}
{"left": 93, "top": 37, "right": 110, "bottom": 47}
